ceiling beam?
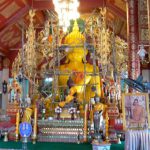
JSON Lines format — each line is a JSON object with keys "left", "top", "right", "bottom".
{"left": 31, "top": 0, "right": 104, "bottom": 13}
{"left": 0, "top": 5, "right": 30, "bottom": 32}
{"left": 22, "top": 0, "right": 30, "bottom": 6}
{"left": 8, "top": 50, "right": 19, "bottom": 63}
{"left": 32, "top": 1, "right": 54, "bottom": 10}
{"left": 106, "top": 3, "right": 126, "bottom": 20}
{"left": 31, "top": 0, "right": 126, "bottom": 19}
{"left": 79, "top": 0, "right": 104, "bottom": 13}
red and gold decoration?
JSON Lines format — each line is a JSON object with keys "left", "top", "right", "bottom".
{"left": 127, "top": 0, "right": 140, "bottom": 80}
{"left": 1, "top": 0, "right": 148, "bottom": 147}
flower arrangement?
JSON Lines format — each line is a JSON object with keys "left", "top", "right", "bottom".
{"left": 55, "top": 106, "right": 62, "bottom": 120}
{"left": 68, "top": 107, "right": 76, "bottom": 120}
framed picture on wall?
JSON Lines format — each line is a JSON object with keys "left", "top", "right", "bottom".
{"left": 122, "top": 93, "right": 150, "bottom": 130}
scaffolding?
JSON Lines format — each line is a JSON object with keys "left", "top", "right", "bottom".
{"left": 11, "top": 8, "right": 127, "bottom": 113}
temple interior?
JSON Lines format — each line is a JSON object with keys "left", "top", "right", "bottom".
{"left": 0, "top": 0, "right": 150, "bottom": 150}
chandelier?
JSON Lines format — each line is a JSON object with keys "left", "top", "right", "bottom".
{"left": 53, "top": 0, "right": 80, "bottom": 32}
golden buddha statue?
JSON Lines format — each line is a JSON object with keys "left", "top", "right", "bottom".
{"left": 58, "top": 21, "right": 101, "bottom": 108}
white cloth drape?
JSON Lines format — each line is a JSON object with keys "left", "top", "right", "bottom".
{"left": 125, "top": 130, "right": 150, "bottom": 150}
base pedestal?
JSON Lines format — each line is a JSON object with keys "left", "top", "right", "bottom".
{"left": 92, "top": 143, "right": 111, "bottom": 150}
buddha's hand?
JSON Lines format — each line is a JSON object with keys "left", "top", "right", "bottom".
{"left": 66, "top": 95, "right": 74, "bottom": 103}
{"left": 58, "top": 95, "right": 74, "bottom": 108}
{"left": 58, "top": 101, "right": 66, "bottom": 108}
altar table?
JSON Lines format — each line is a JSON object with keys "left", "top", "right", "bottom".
{"left": 0, "top": 140, "right": 124, "bottom": 150}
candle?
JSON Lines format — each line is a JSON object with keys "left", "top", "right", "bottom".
{"left": 89, "top": 104, "right": 94, "bottom": 125}
{"left": 15, "top": 110, "right": 20, "bottom": 139}
{"left": 108, "top": 92, "right": 110, "bottom": 103}
{"left": 83, "top": 104, "right": 88, "bottom": 142}
{"left": 33, "top": 107, "right": 37, "bottom": 138}
{"left": 105, "top": 112, "right": 109, "bottom": 139}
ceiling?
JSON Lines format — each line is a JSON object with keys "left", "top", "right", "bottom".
{"left": 0, "top": 0, "right": 127, "bottom": 63}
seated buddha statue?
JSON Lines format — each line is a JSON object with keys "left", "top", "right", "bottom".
{"left": 58, "top": 21, "right": 101, "bottom": 108}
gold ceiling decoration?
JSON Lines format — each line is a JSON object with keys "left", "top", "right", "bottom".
{"left": 12, "top": 49, "right": 21, "bottom": 77}
{"left": 12, "top": 10, "right": 37, "bottom": 79}
{"left": 12, "top": 10, "right": 66, "bottom": 79}
{"left": 85, "top": 7, "right": 128, "bottom": 77}
{"left": 36, "top": 11, "right": 66, "bottom": 73}
{"left": 12, "top": 7, "right": 128, "bottom": 83}
{"left": 36, "top": 20, "right": 53, "bottom": 62}
{"left": 112, "top": 36, "right": 128, "bottom": 74}
{"left": 85, "top": 8, "right": 111, "bottom": 68}
{"left": 24, "top": 9, "right": 36, "bottom": 78}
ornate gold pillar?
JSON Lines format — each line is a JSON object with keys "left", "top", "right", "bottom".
{"left": 126, "top": 0, "right": 140, "bottom": 80}
{"left": 139, "top": 0, "right": 150, "bottom": 81}
{"left": 138, "top": 0, "right": 149, "bottom": 44}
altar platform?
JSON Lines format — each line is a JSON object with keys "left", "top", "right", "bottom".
{"left": 0, "top": 140, "right": 124, "bottom": 150}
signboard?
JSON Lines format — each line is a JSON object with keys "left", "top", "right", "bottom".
{"left": 19, "top": 122, "right": 32, "bottom": 138}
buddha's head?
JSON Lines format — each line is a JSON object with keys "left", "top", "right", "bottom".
{"left": 64, "top": 20, "right": 88, "bottom": 62}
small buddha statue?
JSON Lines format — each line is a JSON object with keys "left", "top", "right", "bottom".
{"left": 93, "top": 97, "right": 103, "bottom": 131}
{"left": 25, "top": 94, "right": 31, "bottom": 107}
{"left": 22, "top": 107, "right": 33, "bottom": 123}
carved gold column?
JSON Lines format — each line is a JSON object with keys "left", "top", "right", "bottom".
{"left": 138, "top": 0, "right": 150, "bottom": 68}
{"left": 126, "top": 0, "right": 140, "bottom": 80}
{"left": 138, "top": 0, "right": 149, "bottom": 44}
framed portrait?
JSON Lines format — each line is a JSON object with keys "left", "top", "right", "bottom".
{"left": 122, "top": 93, "right": 150, "bottom": 130}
